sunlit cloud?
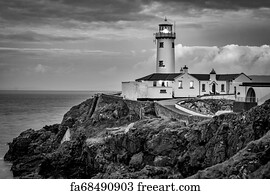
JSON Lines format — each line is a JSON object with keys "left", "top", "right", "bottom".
{"left": 175, "top": 44, "right": 270, "bottom": 75}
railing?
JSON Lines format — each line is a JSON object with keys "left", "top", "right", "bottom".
{"left": 155, "top": 32, "right": 176, "bottom": 39}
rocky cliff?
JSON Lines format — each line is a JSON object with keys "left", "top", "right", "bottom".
{"left": 4, "top": 94, "right": 270, "bottom": 178}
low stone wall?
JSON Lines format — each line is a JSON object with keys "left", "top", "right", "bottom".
{"left": 200, "top": 94, "right": 236, "bottom": 100}
{"left": 100, "top": 94, "right": 153, "bottom": 119}
{"left": 154, "top": 102, "right": 189, "bottom": 123}
{"left": 175, "top": 104, "right": 213, "bottom": 118}
{"left": 155, "top": 103, "right": 211, "bottom": 125}
{"left": 125, "top": 99, "right": 149, "bottom": 118}
{"left": 101, "top": 94, "right": 210, "bottom": 125}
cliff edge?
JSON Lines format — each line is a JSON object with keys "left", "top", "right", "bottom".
{"left": 4, "top": 94, "right": 270, "bottom": 178}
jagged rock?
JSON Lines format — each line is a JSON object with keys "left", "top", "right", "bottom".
{"left": 129, "top": 152, "right": 144, "bottom": 169}
{"left": 188, "top": 131, "right": 270, "bottom": 179}
{"left": 39, "top": 131, "right": 87, "bottom": 178}
{"left": 4, "top": 94, "right": 270, "bottom": 179}
{"left": 180, "top": 99, "right": 234, "bottom": 115}
{"left": 249, "top": 161, "right": 270, "bottom": 179}
{"left": 153, "top": 156, "right": 173, "bottom": 167}
{"left": 4, "top": 124, "right": 60, "bottom": 178}
{"left": 4, "top": 124, "right": 60, "bottom": 162}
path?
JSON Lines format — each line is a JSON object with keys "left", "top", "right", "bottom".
{"left": 157, "top": 98, "right": 191, "bottom": 116}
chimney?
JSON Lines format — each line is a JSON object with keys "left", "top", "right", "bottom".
{"left": 180, "top": 67, "right": 183, "bottom": 73}
{"left": 210, "top": 68, "right": 216, "bottom": 81}
{"left": 183, "top": 65, "right": 188, "bottom": 73}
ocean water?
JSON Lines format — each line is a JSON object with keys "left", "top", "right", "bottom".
{"left": 0, "top": 90, "right": 108, "bottom": 179}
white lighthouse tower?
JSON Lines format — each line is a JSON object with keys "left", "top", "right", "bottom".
{"left": 155, "top": 18, "right": 176, "bottom": 73}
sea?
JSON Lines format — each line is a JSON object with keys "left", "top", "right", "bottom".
{"left": 0, "top": 90, "right": 112, "bottom": 179}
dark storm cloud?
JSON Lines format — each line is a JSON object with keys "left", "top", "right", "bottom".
{"left": 0, "top": 0, "right": 154, "bottom": 25}
{"left": 1, "top": 0, "right": 270, "bottom": 26}
{"left": 152, "top": 0, "right": 270, "bottom": 10}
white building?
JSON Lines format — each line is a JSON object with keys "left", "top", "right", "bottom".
{"left": 122, "top": 19, "right": 270, "bottom": 104}
{"left": 155, "top": 18, "right": 176, "bottom": 73}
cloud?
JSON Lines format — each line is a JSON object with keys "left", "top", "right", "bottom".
{"left": 0, "top": 31, "right": 90, "bottom": 42}
{"left": 175, "top": 44, "right": 270, "bottom": 75}
{"left": 0, "top": 47, "right": 120, "bottom": 56}
{"left": 0, "top": 0, "right": 155, "bottom": 26}
{"left": 1, "top": 0, "right": 270, "bottom": 27}
{"left": 1, "top": 0, "right": 270, "bottom": 46}
{"left": 34, "top": 64, "right": 48, "bottom": 73}
{"left": 151, "top": 0, "right": 270, "bottom": 10}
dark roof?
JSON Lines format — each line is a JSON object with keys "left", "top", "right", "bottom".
{"left": 183, "top": 65, "right": 188, "bottom": 69}
{"left": 190, "top": 74, "right": 209, "bottom": 80}
{"left": 136, "top": 73, "right": 248, "bottom": 81}
{"left": 191, "top": 74, "right": 242, "bottom": 81}
{"left": 241, "top": 82, "right": 270, "bottom": 87}
{"left": 216, "top": 74, "right": 241, "bottom": 81}
{"left": 248, "top": 75, "right": 270, "bottom": 82}
{"left": 136, "top": 73, "right": 182, "bottom": 81}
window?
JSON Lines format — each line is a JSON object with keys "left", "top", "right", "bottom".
{"left": 153, "top": 81, "right": 157, "bottom": 87}
{"left": 160, "top": 89, "right": 167, "bottom": 93}
{"left": 159, "top": 42, "right": 164, "bottom": 48}
{"left": 202, "top": 84, "right": 206, "bottom": 92}
{"left": 178, "top": 81, "right": 183, "bottom": 89}
{"left": 234, "top": 86, "right": 237, "bottom": 94}
{"left": 161, "top": 81, "right": 165, "bottom": 87}
{"left": 172, "top": 42, "right": 174, "bottom": 48}
{"left": 159, "top": 60, "right": 164, "bottom": 67}
{"left": 221, "top": 84, "right": 225, "bottom": 92}
{"left": 190, "top": 81, "right": 194, "bottom": 89}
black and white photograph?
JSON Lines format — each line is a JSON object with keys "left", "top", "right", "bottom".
{"left": 0, "top": 0, "right": 270, "bottom": 192}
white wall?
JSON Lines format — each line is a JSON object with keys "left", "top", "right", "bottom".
{"left": 173, "top": 73, "right": 199, "bottom": 97}
{"left": 200, "top": 81, "right": 210, "bottom": 96}
{"left": 218, "top": 81, "right": 227, "bottom": 94}
{"left": 144, "top": 80, "right": 173, "bottom": 87}
{"left": 230, "top": 74, "right": 252, "bottom": 99}
{"left": 156, "top": 38, "right": 175, "bottom": 73}
{"left": 122, "top": 81, "right": 173, "bottom": 100}
{"left": 147, "top": 87, "right": 173, "bottom": 99}
{"left": 122, "top": 81, "right": 148, "bottom": 100}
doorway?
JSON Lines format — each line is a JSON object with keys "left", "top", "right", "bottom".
{"left": 212, "top": 84, "right": 216, "bottom": 94}
{"left": 246, "top": 88, "right": 256, "bottom": 102}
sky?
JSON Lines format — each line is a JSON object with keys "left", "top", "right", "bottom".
{"left": 0, "top": 0, "right": 270, "bottom": 91}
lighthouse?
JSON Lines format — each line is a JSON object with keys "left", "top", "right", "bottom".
{"left": 155, "top": 18, "right": 176, "bottom": 73}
